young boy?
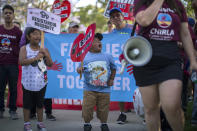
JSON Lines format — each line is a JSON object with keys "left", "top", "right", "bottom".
{"left": 77, "top": 33, "right": 116, "bottom": 131}
{"left": 19, "top": 27, "right": 53, "bottom": 131}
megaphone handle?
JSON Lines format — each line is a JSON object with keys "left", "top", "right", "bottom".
{"left": 120, "top": 59, "right": 127, "bottom": 74}
{"left": 80, "top": 60, "right": 83, "bottom": 79}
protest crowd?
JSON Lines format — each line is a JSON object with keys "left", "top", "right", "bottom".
{"left": 1, "top": 0, "right": 197, "bottom": 131}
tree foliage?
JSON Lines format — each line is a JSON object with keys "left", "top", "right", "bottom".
{"left": 184, "top": 0, "right": 195, "bottom": 18}
{"left": 72, "top": 4, "right": 109, "bottom": 33}
{"left": 0, "top": 0, "right": 51, "bottom": 28}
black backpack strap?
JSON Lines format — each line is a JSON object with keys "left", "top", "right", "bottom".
{"left": 131, "top": 21, "right": 137, "bottom": 37}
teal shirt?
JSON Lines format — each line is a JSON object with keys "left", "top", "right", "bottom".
{"left": 111, "top": 24, "right": 133, "bottom": 34}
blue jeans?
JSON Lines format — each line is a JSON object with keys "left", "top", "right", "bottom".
{"left": 0, "top": 65, "right": 18, "bottom": 112}
{"left": 192, "top": 83, "right": 197, "bottom": 124}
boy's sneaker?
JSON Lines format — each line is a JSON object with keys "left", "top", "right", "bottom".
{"left": 84, "top": 124, "right": 92, "bottom": 131}
{"left": 116, "top": 113, "right": 127, "bottom": 124}
{"left": 24, "top": 123, "right": 32, "bottom": 131}
{"left": 46, "top": 114, "right": 56, "bottom": 121}
{"left": 37, "top": 122, "right": 47, "bottom": 131}
{"left": 9, "top": 111, "right": 18, "bottom": 120}
{"left": 101, "top": 124, "right": 110, "bottom": 131}
{"left": 0, "top": 111, "right": 3, "bottom": 118}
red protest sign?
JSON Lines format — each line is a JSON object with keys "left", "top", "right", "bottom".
{"left": 52, "top": 0, "right": 71, "bottom": 23}
{"left": 60, "top": 0, "right": 71, "bottom": 23}
{"left": 103, "top": 0, "right": 134, "bottom": 21}
{"left": 70, "top": 23, "right": 96, "bottom": 62}
{"left": 52, "top": 0, "right": 61, "bottom": 15}
{"left": 109, "top": 1, "right": 134, "bottom": 21}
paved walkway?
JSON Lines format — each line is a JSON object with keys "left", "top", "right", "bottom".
{"left": 0, "top": 108, "right": 147, "bottom": 131}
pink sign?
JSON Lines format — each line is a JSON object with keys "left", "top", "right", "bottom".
{"left": 70, "top": 23, "right": 96, "bottom": 62}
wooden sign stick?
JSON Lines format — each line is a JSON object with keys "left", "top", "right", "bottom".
{"left": 41, "top": 31, "right": 44, "bottom": 48}
{"left": 80, "top": 60, "right": 83, "bottom": 79}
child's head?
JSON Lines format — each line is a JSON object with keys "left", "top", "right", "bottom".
{"left": 26, "top": 27, "right": 41, "bottom": 45}
{"left": 3, "top": 4, "right": 14, "bottom": 13}
{"left": 90, "top": 33, "right": 103, "bottom": 53}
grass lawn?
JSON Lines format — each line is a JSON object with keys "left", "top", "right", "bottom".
{"left": 184, "top": 102, "right": 197, "bottom": 131}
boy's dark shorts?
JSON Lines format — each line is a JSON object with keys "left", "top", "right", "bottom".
{"left": 22, "top": 85, "right": 46, "bottom": 110}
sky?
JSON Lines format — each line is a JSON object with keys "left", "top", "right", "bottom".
{"left": 48, "top": 0, "right": 98, "bottom": 7}
{"left": 74, "top": 0, "right": 97, "bottom": 7}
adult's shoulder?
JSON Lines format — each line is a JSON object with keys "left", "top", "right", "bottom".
{"left": 133, "top": 0, "right": 147, "bottom": 16}
{"left": 175, "top": 0, "right": 186, "bottom": 10}
{"left": 176, "top": 0, "right": 184, "bottom": 5}
{"left": 20, "top": 44, "right": 27, "bottom": 50}
{"left": 175, "top": 0, "right": 187, "bottom": 21}
{"left": 0, "top": 24, "right": 3, "bottom": 29}
{"left": 12, "top": 26, "right": 22, "bottom": 35}
{"left": 14, "top": 26, "right": 22, "bottom": 33}
{"left": 134, "top": 0, "right": 140, "bottom": 5}
{"left": 15, "top": 26, "right": 22, "bottom": 37}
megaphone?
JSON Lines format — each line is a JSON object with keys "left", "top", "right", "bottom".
{"left": 123, "top": 36, "right": 152, "bottom": 66}
{"left": 120, "top": 36, "right": 152, "bottom": 74}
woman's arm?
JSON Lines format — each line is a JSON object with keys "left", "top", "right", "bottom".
{"left": 135, "top": 0, "right": 164, "bottom": 27}
{"left": 180, "top": 22, "right": 197, "bottom": 70}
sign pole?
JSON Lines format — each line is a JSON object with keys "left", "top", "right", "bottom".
{"left": 80, "top": 60, "right": 83, "bottom": 79}
{"left": 41, "top": 31, "right": 45, "bottom": 48}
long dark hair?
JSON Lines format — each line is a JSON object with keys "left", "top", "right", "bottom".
{"left": 134, "top": 0, "right": 182, "bottom": 18}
